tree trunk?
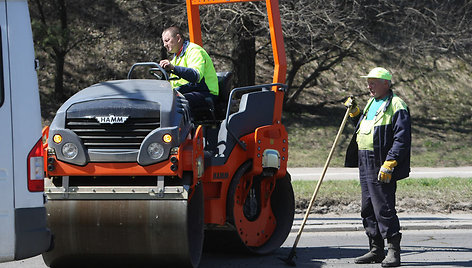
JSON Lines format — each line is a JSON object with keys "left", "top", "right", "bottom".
{"left": 231, "top": 16, "right": 255, "bottom": 87}
{"left": 54, "top": 53, "right": 65, "bottom": 101}
{"left": 54, "top": 0, "right": 68, "bottom": 101}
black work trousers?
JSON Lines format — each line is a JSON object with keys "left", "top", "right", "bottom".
{"left": 176, "top": 83, "right": 217, "bottom": 115}
{"left": 358, "top": 150, "right": 400, "bottom": 239}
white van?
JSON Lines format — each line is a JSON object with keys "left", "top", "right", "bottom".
{"left": 0, "top": 0, "right": 51, "bottom": 262}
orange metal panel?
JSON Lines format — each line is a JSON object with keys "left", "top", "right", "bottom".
{"left": 265, "top": 0, "right": 286, "bottom": 123}
{"left": 46, "top": 157, "right": 177, "bottom": 176}
{"left": 42, "top": 126, "right": 50, "bottom": 172}
{"left": 178, "top": 142, "right": 194, "bottom": 177}
{"left": 201, "top": 135, "right": 251, "bottom": 225}
{"left": 252, "top": 124, "right": 288, "bottom": 178}
{"left": 192, "top": 125, "right": 204, "bottom": 185}
{"left": 191, "top": 0, "right": 262, "bottom": 5}
{"left": 265, "top": 0, "right": 286, "bottom": 84}
{"left": 202, "top": 181, "right": 221, "bottom": 199}
{"left": 44, "top": 140, "right": 195, "bottom": 178}
{"left": 201, "top": 127, "right": 285, "bottom": 225}
{"left": 187, "top": 0, "right": 203, "bottom": 45}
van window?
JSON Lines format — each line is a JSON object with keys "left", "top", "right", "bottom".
{"left": 0, "top": 30, "right": 3, "bottom": 107}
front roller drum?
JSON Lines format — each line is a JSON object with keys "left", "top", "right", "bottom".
{"left": 228, "top": 162, "right": 295, "bottom": 254}
{"left": 43, "top": 185, "right": 204, "bottom": 268}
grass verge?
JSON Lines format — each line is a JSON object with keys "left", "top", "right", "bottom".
{"left": 292, "top": 177, "right": 472, "bottom": 214}
{"left": 284, "top": 109, "right": 472, "bottom": 168}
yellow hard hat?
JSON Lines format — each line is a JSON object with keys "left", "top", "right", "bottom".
{"left": 360, "top": 67, "right": 392, "bottom": 81}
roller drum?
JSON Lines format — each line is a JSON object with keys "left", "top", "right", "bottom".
{"left": 43, "top": 185, "right": 204, "bottom": 267}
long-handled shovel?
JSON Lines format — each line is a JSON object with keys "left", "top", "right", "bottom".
{"left": 281, "top": 102, "right": 353, "bottom": 266}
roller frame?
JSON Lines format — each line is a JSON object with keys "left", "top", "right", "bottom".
{"left": 41, "top": 0, "right": 292, "bottom": 266}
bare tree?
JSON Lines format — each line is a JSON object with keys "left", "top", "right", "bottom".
{"left": 278, "top": 0, "right": 472, "bottom": 107}
{"left": 197, "top": 1, "right": 364, "bottom": 106}
{"left": 30, "top": 0, "right": 104, "bottom": 100}
{"left": 198, "top": 2, "right": 269, "bottom": 87}
{"left": 280, "top": 1, "right": 360, "bottom": 105}
{"left": 353, "top": 0, "right": 472, "bottom": 62}
{"left": 30, "top": 0, "right": 472, "bottom": 114}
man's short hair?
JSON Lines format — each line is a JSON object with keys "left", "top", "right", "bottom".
{"left": 163, "top": 26, "right": 182, "bottom": 38}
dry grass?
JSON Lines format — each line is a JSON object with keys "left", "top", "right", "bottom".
{"left": 292, "top": 178, "right": 472, "bottom": 214}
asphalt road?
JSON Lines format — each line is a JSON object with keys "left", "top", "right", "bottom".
{"left": 2, "top": 168, "right": 471, "bottom": 267}
{"left": 2, "top": 229, "right": 471, "bottom": 268}
{"left": 288, "top": 166, "right": 472, "bottom": 181}
{"left": 203, "top": 229, "right": 472, "bottom": 268}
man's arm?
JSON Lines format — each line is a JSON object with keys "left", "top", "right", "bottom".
{"left": 162, "top": 47, "right": 207, "bottom": 84}
{"left": 159, "top": 58, "right": 200, "bottom": 83}
{"left": 378, "top": 101, "right": 411, "bottom": 183}
{"left": 386, "top": 108, "right": 411, "bottom": 163}
{"left": 173, "top": 65, "right": 200, "bottom": 83}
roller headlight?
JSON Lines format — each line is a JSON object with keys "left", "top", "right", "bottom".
{"left": 147, "top": 142, "right": 164, "bottom": 160}
{"left": 62, "top": 142, "right": 78, "bottom": 159}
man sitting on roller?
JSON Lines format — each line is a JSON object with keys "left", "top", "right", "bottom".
{"left": 159, "top": 26, "right": 219, "bottom": 114}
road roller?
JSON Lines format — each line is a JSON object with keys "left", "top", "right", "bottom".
{"left": 41, "top": 0, "right": 294, "bottom": 267}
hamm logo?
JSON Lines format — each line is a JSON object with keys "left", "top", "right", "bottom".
{"left": 95, "top": 115, "right": 129, "bottom": 124}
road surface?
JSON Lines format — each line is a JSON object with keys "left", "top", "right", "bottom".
{"left": 2, "top": 229, "right": 471, "bottom": 267}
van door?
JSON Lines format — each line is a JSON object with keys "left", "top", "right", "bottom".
{"left": 0, "top": 2, "right": 16, "bottom": 262}
{"left": 0, "top": 0, "right": 51, "bottom": 262}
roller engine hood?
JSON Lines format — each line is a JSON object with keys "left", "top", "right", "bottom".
{"left": 51, "top": 79, "right": 187, "bottom": 129}
{"left": 47, "top": 79, "right": 191, "bottom": 165}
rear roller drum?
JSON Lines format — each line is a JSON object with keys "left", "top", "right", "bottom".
{"left": 227, "top": 161, "right": 295, "bottom": 254}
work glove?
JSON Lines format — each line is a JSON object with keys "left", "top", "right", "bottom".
{"left": 344, "top": 96, "right": 360, "bottom": 117}
{"left": 378, "top": 160, "right": 398, "bottom": 183}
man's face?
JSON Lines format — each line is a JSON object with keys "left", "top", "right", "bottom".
{"left": 162, "top": 31, "right": 182, "bottom": 54}
{"left": 367, "top": 78, "right": 390, "bottom": 99}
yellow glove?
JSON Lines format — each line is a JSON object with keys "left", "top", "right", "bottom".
{"left": 378, "top": 160, "right": 397, "bottom": 183}
{"left": 344, "top": 97, "right": 360, "bottom": 117}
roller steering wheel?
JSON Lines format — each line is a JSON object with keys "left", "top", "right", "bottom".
{"left": 149, "top": 67, "right": 168, "bottom": 80}
{"left": 127, "top": 62, "right": 169, "bottom": 80}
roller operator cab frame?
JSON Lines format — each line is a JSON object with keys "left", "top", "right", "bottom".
{"left": 0, "top": 0, "right": 52, "bottom": 263}
{"left": 42, "top": 0, "right": 294, "bottom": 267}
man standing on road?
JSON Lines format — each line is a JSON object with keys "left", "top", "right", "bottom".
{"left": 345, "top": 67, "right": 411, "bottom": 267}
{"left": 159, "top": 26, "right": 219, "bottom": 114}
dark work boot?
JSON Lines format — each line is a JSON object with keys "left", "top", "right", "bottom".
{"left": 382, "top": 233, "right": 402, "bottom": 267}
{"left": 355, "top": 235, "right": 385, "bottom": 264}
